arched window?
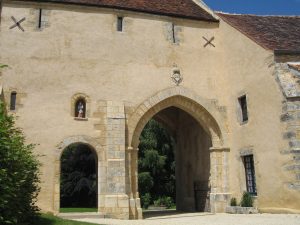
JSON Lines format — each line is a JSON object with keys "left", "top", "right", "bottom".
{"left": 75, "top": 98, "right": 86, "bottom": 118}
{"left": 10, "top": 92, "right": 17, "bottom": 110}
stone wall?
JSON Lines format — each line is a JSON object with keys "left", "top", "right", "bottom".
{"left": 276, "top": 63, "right": 300, "bottom": 196}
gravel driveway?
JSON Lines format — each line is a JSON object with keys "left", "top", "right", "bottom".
{"left": 74, "top": 212, "right": 300, "bottom": 225}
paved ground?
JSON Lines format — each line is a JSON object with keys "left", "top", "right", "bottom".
{"left": 73, "top": 212, "right": 300, "bottom": 225}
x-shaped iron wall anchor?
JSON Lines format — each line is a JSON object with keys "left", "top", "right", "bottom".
{"left": 203, "top": 36, "right": 215, "bottom": 48}
{"left": 10, "top": 16, "right": 26, "bottom": 32}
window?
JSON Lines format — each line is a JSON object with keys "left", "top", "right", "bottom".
{"left": 37, "top": 8, "right": 47, "bottom": 29}
{"left": 10, "top": 92, "right": 17, "bottom": 110}
{"left": 238, "top": 95, "right": 248, "bottom": 122}
{"left": 171, "top": 23, "right": 176, "bottom": 43}
{"left": 75, "top": 99, "right": 86, "bottom": 118}
{"left": 38, "top": 9, "right": 43, "bottom": 29}
{"left": 117, "top": 16, "right": 123, "bottom": 32}
{"left": 243, "top": 155, "right": 257, "bottom": 195}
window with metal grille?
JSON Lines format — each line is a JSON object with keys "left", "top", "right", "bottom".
{"left": 238, "top": 95, "right": 248, "bottom": 122}
{"left": 117, "top": 16, "right": 123, "bottom": 32}
{"left": 243, "top": 155, "right": 257, "bottom": 195}
{"left": 10, "top": 92, "right": 17, "bottom": 111}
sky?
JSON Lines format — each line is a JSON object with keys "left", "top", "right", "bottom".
{"left": 203, "top": 0, "right": 300, "bottom": 15}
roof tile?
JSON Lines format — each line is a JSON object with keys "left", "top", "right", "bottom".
{"left": 217, "top": 13, "right": 300, "bottom": 51}
{"left": 20, "top": 0, "right": 217, "bottom": 21}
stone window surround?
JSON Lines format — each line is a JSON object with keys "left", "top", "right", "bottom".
{"left": 5, "top": 88, "right": 26, "bottom": 113}
{"left": 32, "top": 7, "right": 50, "bottom": 31}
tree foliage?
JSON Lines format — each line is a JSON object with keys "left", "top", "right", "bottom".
{"left": 138, "top": 119, "right": 176, "bottom": 208}
{"left": 0, "top": 102, "right": 40, "bottom": 224}
{"left": 60, "top": 144, "right": 97, "bottom": 208}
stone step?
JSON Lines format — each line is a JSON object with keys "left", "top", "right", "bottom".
{"left": 58, "top": 212, "right": 105, "bottom": 220}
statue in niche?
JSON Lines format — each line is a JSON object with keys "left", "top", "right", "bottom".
{"left": 75, "top": 99, "right": 86, "bottom": 118}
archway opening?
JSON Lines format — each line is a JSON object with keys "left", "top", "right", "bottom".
{"left": 138, "top": 106, "right": 212, "bottom": 213}
{"left": 60, "top": 143, "right": 98, "bottom": 212}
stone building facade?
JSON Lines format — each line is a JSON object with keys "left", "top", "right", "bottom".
{"left": 0, "top": 0, "right": 299, "bottom": 219}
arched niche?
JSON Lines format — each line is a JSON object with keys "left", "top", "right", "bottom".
{"left": 71, "top": 93, "right": 91, "bottom": 119}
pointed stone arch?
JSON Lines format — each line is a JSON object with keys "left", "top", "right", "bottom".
{"left": 126, "top": 87, "right": 230, "bottom": 219}
{"left": 127, "top": 86, "right": 228, "bottom": 149}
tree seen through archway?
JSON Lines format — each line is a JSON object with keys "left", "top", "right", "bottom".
{"left": 60, "top": 143, "right": 97, "bottom": 209}
{"left": 138, "top": 119, "right": 176, "bottom": 209}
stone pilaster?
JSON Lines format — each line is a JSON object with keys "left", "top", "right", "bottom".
{"left": 128, "top": 147, "right": 143, "bottom": 219}
{"left": 104, "top": 101, "right": 129, "bottom": 219}
{"left": 209, "top": 147, "right": 231, "bottom": 213}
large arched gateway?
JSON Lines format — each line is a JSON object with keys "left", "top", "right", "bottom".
{"left": 2, "top": 0, "right": 300, "bottom": 219}
{"left": 126, "top": 87, "right": 230, "bottom": 219}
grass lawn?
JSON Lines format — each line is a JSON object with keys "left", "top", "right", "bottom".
{"left": 35, "top": 213, "right": 100, "bottom": 225}
{"left": 60, "top": 208, "right": 98, "bottom": 213}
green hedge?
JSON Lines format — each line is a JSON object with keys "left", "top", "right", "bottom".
{"left": 0, "top": 102, "right": 41, "bottom": 224}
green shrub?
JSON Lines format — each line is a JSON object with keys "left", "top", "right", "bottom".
{"left": 240, "top": 192, "right": 253, "bottom": 207}
{"left": 141, "top": 193, "right": 152, "bottom": 209}
{"left": 0, "top": 102, "right": 41, "bottom": 224}
{"left": 230, "top": 197, "right": 237, "bottom": 206}
{"left": 154, "top": 196, "right": 174, "bottom": 209}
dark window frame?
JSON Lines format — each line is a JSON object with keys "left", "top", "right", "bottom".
{"left": 238, "top": 95, "right": 248, "bottom": 123}
{"left": 171, "top": 23, "right": 176, "bottom": 43}
{"left": 10, "top": 92, "right": 17, "bottom": 111}
{"left": 243, "top": 155, "right": 257, "bottom": 196}
{"left": 117, "top": 16, "right": 123, "bottom": 32}
{"left": 38, "top": 8, "right": 43, "bottom": 29}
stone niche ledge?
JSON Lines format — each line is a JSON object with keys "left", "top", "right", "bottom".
{"left": 226, "top": 206, "right": 258, "bottom": 214}
{"left": 74, "top": 117, "right": 88, "bottom": 121}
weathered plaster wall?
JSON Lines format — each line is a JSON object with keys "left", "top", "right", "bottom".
{"left": 218, "top": 20, "right": 300, "bottom": 212}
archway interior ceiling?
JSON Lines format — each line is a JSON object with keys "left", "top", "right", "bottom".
{"left": 153, "top": 107, "right": 211, "bottom": 140}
